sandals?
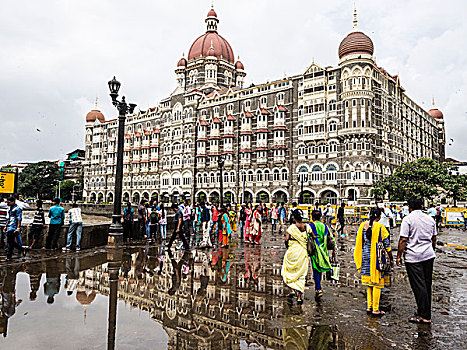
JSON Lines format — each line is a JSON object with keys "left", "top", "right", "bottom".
{"left": 371, "top": 310, "right": 386, "bottom": 317}
{"left": 315, "top": 290, "right": 323, "bottom": 300}
{"left": 409, "top": 316, "right": 431, "bottom": 324}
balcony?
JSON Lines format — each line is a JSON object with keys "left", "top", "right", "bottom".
{"left": 301, "top": 132, "right": 326, "bottom": 141}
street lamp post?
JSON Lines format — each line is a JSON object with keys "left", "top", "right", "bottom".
{"left": 218, "top": 154, "right": 225, "bottom": 207}
{"left": 240, "top": 168, "right": 246, "bottom": 204}
{"left": 107, "top": 76, "right": 137, "bottom": 245}
{"left": 72, "top": 184, "right": 78, "bottom": 202}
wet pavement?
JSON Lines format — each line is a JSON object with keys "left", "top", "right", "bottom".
{"left": 0, "top": 224, "right": 466, "bottom": 349}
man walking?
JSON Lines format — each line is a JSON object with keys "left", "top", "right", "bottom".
{"left": 376, "top": 200, "right": 395, "bottom": 241}
{"left": 122, "top": 202, "right": 134, "bottom": 242}
{"left": 337, "top": 203, "right": 345, "bottom": 238}
{"left": 199, "top": 202, "right": 212, "bottom": 248}
{"left": 137, "top": 199, "right": 147, "bottom": 240}
{"left": 238, "top": 204, "right": 246, "bottom": 241}
{"left": 2, "top": 196, "right": 26, "bottom": 261}
{"left": 397, "top": 197, "right": 436, "bottom": 324}
{"left": 63, "top": 203, "right": 83, "bottom": 252}
{"left": 0, "top": 198, "right": 9, "bottom": 250}
{"left": 278, "top": 203, "right": 287, "bottom": 234}
{"left": 182, "top": 200, "right": 192, "bottom": 246}
{"left": 323, "top": 203, "right": 335, "bottom": 227}
{"left": 167, "top": 203, "right": 189, "bottom": 250}
{"left": 46, "top": 198, "right": 65, "bottom": 250}
{"left": 29, "top": 199, "right": 46, "bottom": 249}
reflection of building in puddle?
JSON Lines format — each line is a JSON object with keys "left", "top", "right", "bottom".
{"left": 77, "top": 248, "right": 287, "bottom": 348}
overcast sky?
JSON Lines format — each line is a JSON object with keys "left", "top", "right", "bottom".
{"left": 1, "top": 0, "right": 466, "bottom": 165}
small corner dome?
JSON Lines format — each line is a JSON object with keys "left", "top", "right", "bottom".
{"left": 235, "top": 60, "right": 244, "bottom": 70}
{"left": 177, "top": 57, "right": 187, "bottom": 67}
{"left": 86, "top": 109, "right": 105, "bottom": 123}
{"left": 428, "top": 108, "right": 443, "bottom": 119}
{"left": 338, "top": 31, "right": 374, "bottom": 59}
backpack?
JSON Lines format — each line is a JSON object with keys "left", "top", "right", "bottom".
{"left": 240, "top": 208, "right": 246, "bottom": 221}
{"left": 123, "top": 208, "right": 133, "bottom": 222}
{"left": 149, "top": 210, "right": 159, "bottom": 224}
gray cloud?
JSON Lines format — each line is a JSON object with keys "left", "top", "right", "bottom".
{"left": 1, "top": 0, "right": 465, "bottom": 164}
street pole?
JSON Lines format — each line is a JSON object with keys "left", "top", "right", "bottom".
{"left": 107, "top": 76, "right": 136, "bottom": 245}
{"left": 300, "top": 177, "right": 304, "bottom": 204}
{"left": 58, "top": 180, "right": 61, "bottom": 200}
{"left": 218, "top": 155, "right": 225, "bottom": 207}
{"left": 106, "top": 247, "right": 123, "bottom": 350}
{"left": 242, "top": 169, "right": 246, "bottom": 204}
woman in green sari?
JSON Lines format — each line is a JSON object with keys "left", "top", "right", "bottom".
{"left": 281, "top": 209, "right": 311, "bottom": 304}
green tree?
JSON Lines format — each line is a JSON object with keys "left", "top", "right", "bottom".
{"left": 18, "top": 161, "right": 59, "bottom": 199}
{"left": 55, "top": 180, "right": 75, "bottom": 201}
{"left": 371, "top": 158, "right": 467, "bottom": 203}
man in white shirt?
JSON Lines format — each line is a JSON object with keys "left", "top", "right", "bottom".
{"left": 63, "top": 203, "right": 83, "bottom": 252}
{"left": 323, "top": 204, "right": 335, "bottom": 227}
{"left": 397, "top": 197, "right": 436, "bottom": 324}
{"left": 376, "top": 200, "right": 394, "bottom": 239}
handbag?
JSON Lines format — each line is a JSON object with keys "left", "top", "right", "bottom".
{"left": 376, "top": 228, "right": 391, "bottom": 273}
{"left": 306, "top": 230, "right": 316, "bottom": 257}
{"left": 326, "top": 262, "right": 340, "bottom": 281}
{"left": 325, "top": 225, "right": 335, "bottom": 251}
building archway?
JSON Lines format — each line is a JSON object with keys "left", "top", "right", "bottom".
{"left": 151, "top": 192, "right": 158, "bottom": 202}
{"left": 209, "top": 191, "right": 220, "bottom": 203}
{"left": 171, "top": 191, "right": 180, "bottom": 204}
{"left": 161, "top": 192, "right": 170, "bottom": 203}
{"left": 133, "top": 192, "right": 140, "bottom": 204}
{"left": 243, "top": 190, "right": 253, "bottom": 204}
{"left": 142, "top": 192, "right": 150, "bottom": 201}
{"left": 197, "top": 191, "right": 207, "bottom": 203}
{"left": 107, "top": 192, "right": 114, "bottom": 203}
{"left": 301, "top": 190, "right": 315, "bottom": 204}
{"left": 97, "top": 192, "right": 104, "bottom": 203}
{"left": 224, "top": 191, "right": 235, "bottom": 204}
{"left": 255, "top": 190, "right": 270, "bottom": 203}
{"left": 90, "top": 192, "right": 97, "bottom": 202}
{"left": 272, "top": 190, "right": 288, "bottom": 204}
{"left": 320, "top": 189, "right": 338, "bottom": 205}
{"left": 123, "top": 192, "right": 130, "bottom": 203}
{"left": 348, "top": 188, "right": 358, "bottom": 202}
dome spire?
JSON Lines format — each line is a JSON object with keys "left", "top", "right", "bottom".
{"left": 432, "top": 96, "right": 436, "bottom": 107}
{"left": 206, "top": 5, "right": 219, "bottom": 32}
{"left": 353, "top": 3, "right": 358, "bottom": 29}
{"left": 94, "top": 97, "right": 98, "bottom": 109}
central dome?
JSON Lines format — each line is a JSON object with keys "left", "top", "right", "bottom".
{"left": 187, "top": 8, "right": 235, "bottom": 63}
{"left": 188, "top": 33, "right": 234, "bottom": 63}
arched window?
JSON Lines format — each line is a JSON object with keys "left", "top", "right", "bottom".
{"left": 248, "top": 170, "right": 254, "bottom": 182}
{"left": 329, "top": 141, "right": 338, "bottom": 153}
{"left": 256, "top": 169, "right": 263, "bottom": 182}
{"left": 273, "top": 169, "right": 280, "bottom": 181}
{"left": 328, "top": 120, "right": 337, "bottom": 132}
{"left": 311, "top": 165, "right": 323, "bottom": 181}
{"left": 298, "top": 144, "right": 306, "bottom": 155}
{"left": 264, "top": 169, "right": 270, "bottom": 182}
{"left": 230, "top": 171, "right": 235, "bottom": 183}
{"left": 281, "top": 169, "right": 288, "bottom": 181}
{"left": 328, "top": 100, "right": 337, "bottom": 111}
{"left": 325, "top": 164, "right": 337, "bottom": 181}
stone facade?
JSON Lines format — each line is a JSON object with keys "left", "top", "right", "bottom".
{"left": 83, "top": 7, "right": 445, "bottom": 205}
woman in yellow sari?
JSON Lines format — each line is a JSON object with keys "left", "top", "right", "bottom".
{"left": 354, "top": 207, "right": 394, "bottom": 316}
{"left": 227, "top": 204, "right": 237, "bottom": 232}
{"left": 281, "top": 209, "right": 311, "bottom": 305}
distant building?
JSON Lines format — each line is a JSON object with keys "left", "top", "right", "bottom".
{"left": 83, "top": 6, "right": 446, "bottom": 205}
{"left": 1, "top": 162, "right": 32, "bottom": 173}
{"left": 58, "top": 149, "right": 85, "bottom": 182}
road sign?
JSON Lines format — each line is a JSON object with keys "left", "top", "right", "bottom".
{"left": 0, "top": 171, "right": 16, "bottom": 194}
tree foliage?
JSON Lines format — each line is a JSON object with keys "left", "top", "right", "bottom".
{"left": 18, "top": 161, "right": 59, "bottom": 199}
{"left": 371, "top": 158, "right": 467, "bottom": 203}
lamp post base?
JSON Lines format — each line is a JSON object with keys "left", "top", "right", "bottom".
{"left": 108, "top": 214, "right": 124, "bottom": 245}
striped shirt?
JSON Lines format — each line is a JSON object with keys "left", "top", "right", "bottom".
{"left": 32, "top": 208, "right": 46, "bottom": 226}
{"left": 0, "top": 202, "right": 8, "bottom": 228}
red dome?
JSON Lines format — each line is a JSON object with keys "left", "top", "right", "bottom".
{"left": 339, "top": 31, "right": 374, "bottom": 59}
{"left": 86, "top": 109, "right": 105, "bottom": 123}
{"left": 207, "top": 8, "right": 217, "bottom": 18}
{"left": 188, "top": 32, "right": 234, "bottom": 63}
{"left": 177, "top": 57, "right": 187, "bottom": 67}
{"left": 428, "top": 108, "right": 443, "bottom": 119}
{"left": 235, "top": 60, "right": 244, "bottom": 70}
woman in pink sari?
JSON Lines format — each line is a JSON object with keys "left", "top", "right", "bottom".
{"left": 250, "top": 205, "right": 262, "bottom": 244}
{"left": 244, "top": 203, "right": 253, "bottom": 243}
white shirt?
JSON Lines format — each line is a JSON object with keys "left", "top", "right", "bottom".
{"left": 378, "top": 207, "right": 393, "bottom": 228}
{"left": 324, "top": 206, "right": 335, "bottom": 216}
{"left": 400, "top": 210, "right": 436, "bottom": 263}
{"left": 68, "top": 208, "right": 82, "bottom": 223}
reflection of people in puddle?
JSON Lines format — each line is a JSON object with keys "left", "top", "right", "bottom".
{"left": 44, "top": 259, "right": 61, "bottom": 304}
{"left": 211, "top": 249, "right": 231, "bottom": 283}
{"left": 25, "top": 261, "right": 42, "bottom": 301}
{"left": 283, "top": 325, "right": 336, "bottom": 350}
{"left": 196, "top": 251, "right": 210, "bottom": 299}
{"left": 0, "top": 266, "right": 21, "bottom": 337}
{"left": 243, "top": 246, "right": 261, "bottom": 286}
{"left": 167, "top": 250, "right": 191, "bottom": 295}
{"left": 65, "top": 256, "right": 80, "bottom": 296}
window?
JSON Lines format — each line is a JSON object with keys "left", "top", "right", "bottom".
{"left": 260, "top": 97, "right": 267, "bottom": 105}
{"left": 281, "top": 169, "right": 288, "bottom": 181}
{"left": 328, "top": 100, "right": 337, "bottom": 111}
{"left": 273, "top": 169, "right": 280, "bottom": 181}
{"left": 328, "top": 120, "right": 337, "bottom": 132}
{"left": 256, "top": 170, "right": 263, "bottom": 182}
{"left": 325, "top": 164, "right": 337, "bottom": 181}
{"left": 248, "top": 170, "right": 254, "bottom": 182}
{"left": 264, "top": 169, "right": 270, "bottom": 182}
{"left": 311, "top": 165, "right": 323, "bottom": 181}
{"left": 352, "top": 99, "right": 357, "bottom": 107}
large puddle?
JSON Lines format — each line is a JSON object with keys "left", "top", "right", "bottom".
{"left": 0, "top": 227, "right": 466, "bottom": 349}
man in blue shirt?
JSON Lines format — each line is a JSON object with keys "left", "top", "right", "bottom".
{"left": 46, "top": 198, "right": 65, "bottom": 250}
{"left": 2, "top": 196, "right": 26, "bottom": 261}
{"left": 278, "top": 203, "right": 287, "bottom": 234}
